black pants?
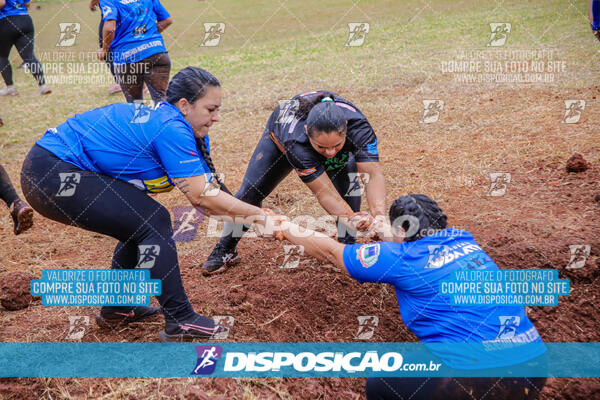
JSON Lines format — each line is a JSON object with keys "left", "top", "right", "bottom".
{"left": 20, "top": 144, "right": 194, "bottom": 322}
{"left": 218, "top": 114, "right": 360, "bottom": 251}
{"left": 366, "top": 376, "right": 547, "bottom": 400}
{"left": 0, "top": 164, "right": 19, "bottom": 207}
{"left": 0, "top": 15, "right": 45, "bottom": 86}
{"left": 98, "top": 18, "right": 116, "bottom": 80}
{"left": 114, "top": 52, "right": 171, "bottom": 103}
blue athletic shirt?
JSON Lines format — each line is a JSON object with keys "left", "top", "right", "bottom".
{"left": 99, "top": 0, "right": 170, "bottom": 64}
{"left": 0, "top": 0, "right": 29, "bottom": 20}
{"left": 593, "top": 0, "right": 600, "bottom": 30}
{"left": 36, "top": 102, "right": 212, "bottom": 193}
{"left": 342, "top": 228, "right": 546, "bottom": 370}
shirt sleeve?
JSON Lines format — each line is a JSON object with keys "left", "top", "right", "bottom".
{"left": 100, "top": 0, "right": 117, "bottom": 21}
{"left": 343, "top": 242, "right": 401, "bottom": 284}
{"left": 346, "top": 114, "right": 379, "bottom": 163}
{"left": 285, "top": 142, "right": 325, "bottom": 183}
{"left": 152, "top": 121, "right": 211, "bottom": 179}
{"left": 152, "top": 0, "right": 170, "bottom": 20}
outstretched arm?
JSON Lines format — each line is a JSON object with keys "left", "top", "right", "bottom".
{"left": 304, "top": 173, "right": 373, "bottom": 232}
{"left": 173, "top": 174, "right": 266, "bottom": 224}
{"left": 357, "top": 161, "right": 386, "bottom": 217}
{"left": 273, "top": 214, "right": 347, "bottom": 271}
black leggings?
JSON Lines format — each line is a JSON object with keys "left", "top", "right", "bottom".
{"left": 0, "top": 15, "right": 45, "bottom": 86}
{"left": 366, "top": 376, "right": 547, "bottom": 400}
{"left": 217, "top": 114, "right": 360, "bottom": 251}
{"left": 114, "top": 52, "right": 171, "bottom": 103}
{"left": 0, "top": 164, "right": 19, "bottom": 207}
{"left": 20, "top": 144, "right": 195, "bottom": 322}
{"left": 98, "top": 18, "right": 116, "bottom": 80}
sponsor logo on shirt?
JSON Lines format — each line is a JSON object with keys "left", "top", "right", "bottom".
{"left": 358, "top": 243, "right": 380, "bottom": 268}
{"left": 102, "top": 5, "right": 113, "bottom": 16}
{"left": 297, "top": 167, "right": 317, "bottom": 177}
{"left": 426, "top": 242, "right": 482, "bottom": 269}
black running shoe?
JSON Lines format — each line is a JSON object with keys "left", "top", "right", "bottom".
{"left": 159, "top": 313, "right": 225, "bottom": 342}
{"left": 201, "top": 243, "right": 240, "bottom": 275}
{"left": 95, "top": 305, "right": 161, "bottom": 327}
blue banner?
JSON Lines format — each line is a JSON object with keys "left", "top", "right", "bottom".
{"left": 1, "top": 343, "right": 598, "bottom": 378}
{"left": 30, "top": 269, "right": 161, "bottom": 306}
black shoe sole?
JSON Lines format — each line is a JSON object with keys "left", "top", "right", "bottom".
{"left": 201, "top": 254, "right": 241, "bottom": 276}
{"left": 14, "top": 207, "right": 33, "bottom": 235}
{"left": 159, "top": 330, "right": 214, "bottom": 342}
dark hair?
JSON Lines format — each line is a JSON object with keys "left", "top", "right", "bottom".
{"left": 389, "top": 194, "right": 447, "bottom": 241}
{"left": 167, "top": 67, "right": 230, "bottom": 194}
{"left": 295, "top": 92, "right": 347, "bottom": 137}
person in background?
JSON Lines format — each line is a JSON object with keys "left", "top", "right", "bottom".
{"left": 0, "top": 0, "right": 51, "bottom": 96}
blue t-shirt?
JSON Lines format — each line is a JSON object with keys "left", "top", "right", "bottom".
{"left": 36, "top": 102, "right": 212, "bottom": 193}
{"left": 593, "top": 0, "right": 600, "bottom": 30}
{"left": 343, "top": 229, "right": 546, "bottom": 370}
{"left": 99, "top": 0, "right": 170, "bottom": 64}
{"left": 0, "top": 0, "right": 29, "bottom": 20}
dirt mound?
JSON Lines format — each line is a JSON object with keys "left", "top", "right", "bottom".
{"left": 0, "top": 271, "right": 35, "bottom": 311}
{"left": 0, "top": 378, "right": 43, "bottom": 400}
{"left": 566, "top": 153, "right": 590, "bottom": 173}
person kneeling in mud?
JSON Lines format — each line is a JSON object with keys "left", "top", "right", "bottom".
{"left": 268, "top": 194, "right": 547, "bottom": 400}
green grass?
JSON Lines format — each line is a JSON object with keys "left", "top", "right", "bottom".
{"left": 0, "top": 0, "right": 596, "bottom": 153}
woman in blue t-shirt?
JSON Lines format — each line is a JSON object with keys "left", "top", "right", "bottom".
{"left": 98, "top": 0, "right": 172, "bottom": 103}
{"left": 0, "top": 0, "right": 51, "bottom": 95}
{"left": 21, "top": 67, "right": 269, "bottom": 342}
{"left": 268, "top": 194, "right": 547, "bottom": 399}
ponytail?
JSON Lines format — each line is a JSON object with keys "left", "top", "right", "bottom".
{"left": 167, "top": 67, "right": 230, "bottom": 194}
{"left": 195, "top": 137, "right": 232, "bottom": 195}
{"left": 294, "top": 92, "right": 347, "bottom": 137}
